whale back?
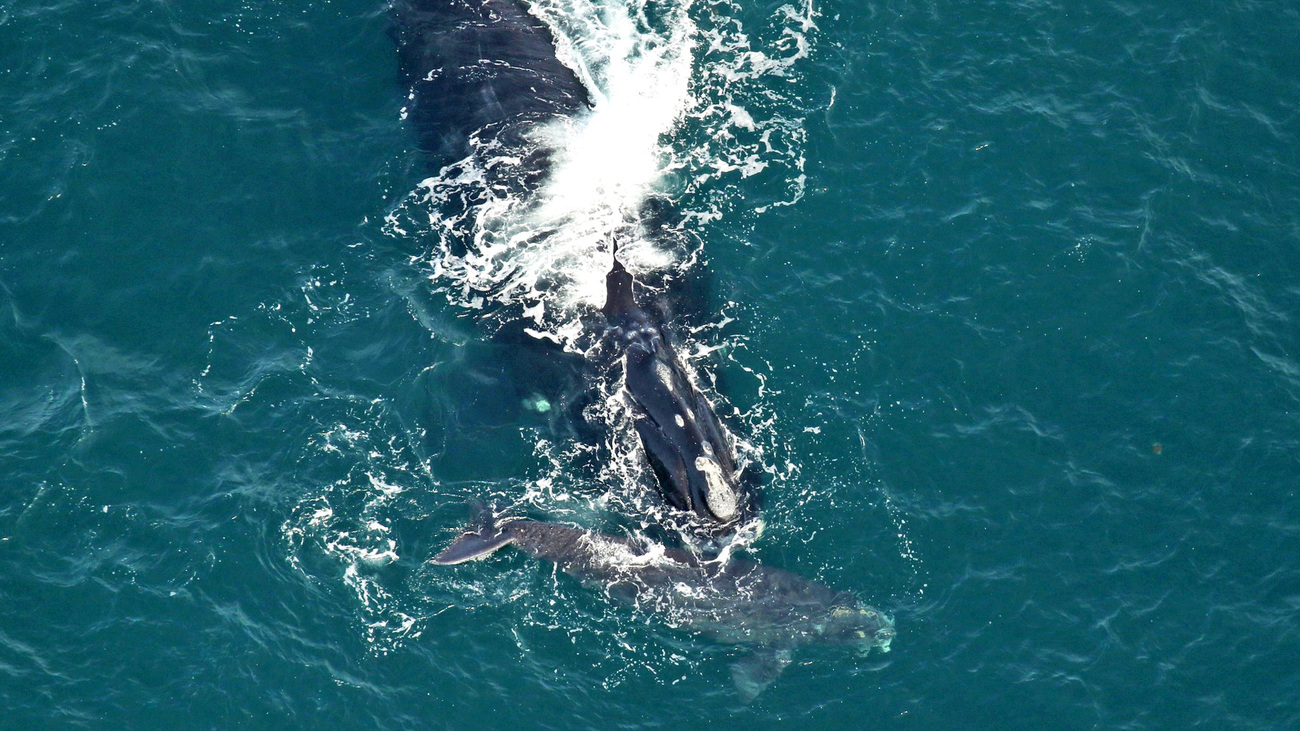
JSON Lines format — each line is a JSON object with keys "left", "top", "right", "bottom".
{"left": 602, "top": 254, "right": 750, "bottom": 528}
{"left": 391, "top": 0, "right": 591, "bottom": 162}
{"left": 602, "top": 254, "right": 638, "bottom": 322}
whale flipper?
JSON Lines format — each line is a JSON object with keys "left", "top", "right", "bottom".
{"left": 730, "top": 647, "right": 793, "bottom": 702}
{"left": 432, "top": 502, "right": 515, "bottom": 564}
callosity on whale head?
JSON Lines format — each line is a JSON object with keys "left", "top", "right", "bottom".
{"left": 822, "top": 604, "right": 896, "bottom": 656}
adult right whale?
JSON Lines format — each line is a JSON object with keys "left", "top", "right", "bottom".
{"left": 601, "top": 248, "right": 751, "bottom": 528}
{"left": 434, "top": 502, "right": 895, "bottom": 698}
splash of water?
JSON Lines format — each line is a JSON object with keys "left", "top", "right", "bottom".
{"left": 387, "top": 0, "right": 821, "bottom": 348}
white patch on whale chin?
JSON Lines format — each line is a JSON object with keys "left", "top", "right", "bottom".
{"left": 654, "top": 359, "right": 676, "bottom": 392}
{"left": 583, "top": 532, "right": 668, "bottom": 570}
{"left": 694, "top": 456, "right": 737, "bottom": 520}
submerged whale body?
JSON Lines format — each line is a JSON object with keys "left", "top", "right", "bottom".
{"left": 434, "top": 502, "right": 895, "bottom": 698}
{"left": 603, "top": 253, "right": 750, "bottom": 528}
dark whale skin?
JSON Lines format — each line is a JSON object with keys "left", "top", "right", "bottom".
{"left": 391, "top": 1, "right": 754, "bottom": 532}
{"left": 602, "top": 255, "right": 752, "bottom": 529}
{"left": 391, "top": 0, "right": 591, "bottom": 164}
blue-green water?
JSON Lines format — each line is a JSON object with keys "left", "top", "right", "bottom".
{"left": 3, "top": 0, "right": 1299, "bottom": 728}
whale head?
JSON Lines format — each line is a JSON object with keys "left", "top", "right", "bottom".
{"left": 823, "top": 604, "right": 896, "bottom": 656}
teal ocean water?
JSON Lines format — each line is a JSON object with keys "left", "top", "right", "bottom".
{"left": 3, "top": 0, "right": 1299, "bottom": 727}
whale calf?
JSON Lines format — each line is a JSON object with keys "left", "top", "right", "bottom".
{"left": 434, "top": 502, "right": 894, "bottom": 698}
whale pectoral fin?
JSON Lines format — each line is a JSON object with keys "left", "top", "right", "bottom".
{"left": 432, "top": 501, "right": 514, "bottom": 565}
{"left": 433, "top": 528, "right": 513, "bottom": 565}
{"left": 730, "top": 648, "right": 793, "bottom": 702}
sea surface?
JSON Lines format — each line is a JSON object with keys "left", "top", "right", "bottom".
{"left": 3, "top": 0, "right": 1299, "bottom": 728}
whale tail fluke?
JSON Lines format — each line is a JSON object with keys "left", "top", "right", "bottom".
{"left": 432, "top": 500, "right": 516, "bottom": 565}
{"left": 603, "top": 243, "right": 638, "bottom": 321}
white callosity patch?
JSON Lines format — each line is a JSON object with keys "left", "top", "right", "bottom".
{"left": 654, "top": 358, "right": 677, "bottom": 393}
{"left": 694, "top": 455, "right": 737, "bottom": 519}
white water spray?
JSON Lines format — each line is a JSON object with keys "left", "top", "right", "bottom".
{"left": 388, "top": 0, "right": 819, "bottom": 349}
